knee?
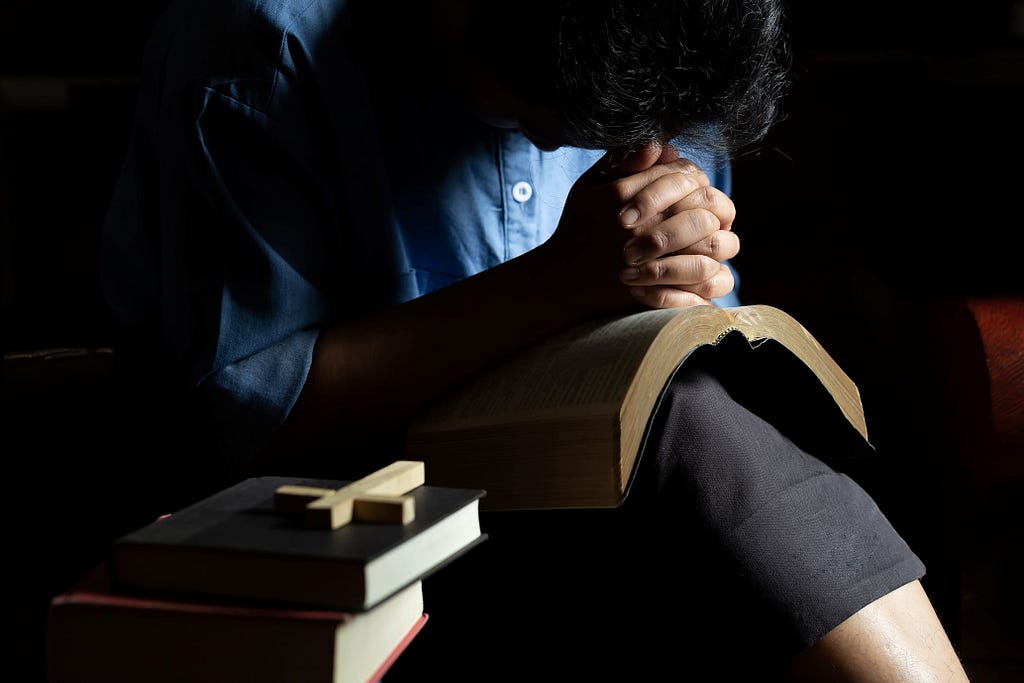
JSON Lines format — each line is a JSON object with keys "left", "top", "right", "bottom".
{"left": 635, "top": 363, "right": 835, "bottom": 523}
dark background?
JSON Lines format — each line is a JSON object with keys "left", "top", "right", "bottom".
{"left": 3, "top": 1, "right": 1022, "bottom": 681}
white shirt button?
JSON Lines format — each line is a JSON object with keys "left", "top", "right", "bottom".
{"left": 511, "top": 181, "right": 533, "bottom": 203}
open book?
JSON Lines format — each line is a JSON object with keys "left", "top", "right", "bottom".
{"left": 405, "top": 304, "right": 868, "bottom": 511}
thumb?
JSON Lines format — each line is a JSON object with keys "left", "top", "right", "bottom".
{"left": 588, "top": 140, "right": 678, "bottom": 181}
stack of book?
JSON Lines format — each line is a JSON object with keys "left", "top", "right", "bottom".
{"left": 46, "top": 461, "right": 487, "bottom": 683}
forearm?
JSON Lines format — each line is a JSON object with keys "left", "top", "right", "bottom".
{"left": 271, "top": 243, "right": 628, "bottom": 455}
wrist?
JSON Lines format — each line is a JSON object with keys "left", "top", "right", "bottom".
{"left": 512, "top": 241, "right": 641, "bottom": 323}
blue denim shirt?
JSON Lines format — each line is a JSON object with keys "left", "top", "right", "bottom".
{"left": 101, "top": 0, "right": 740, "bottom": 452}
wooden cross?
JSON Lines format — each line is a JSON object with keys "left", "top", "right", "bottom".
{"left": 273, "top": 460, "right": 426, "bottom": 530}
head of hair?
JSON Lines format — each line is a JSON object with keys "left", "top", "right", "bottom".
{"left": 468, "top": 0, "right": 791, "bottom": 164}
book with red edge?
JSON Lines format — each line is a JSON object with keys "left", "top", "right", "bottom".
{"left": 46, "top": 561, "right": 428, "bottom": 683}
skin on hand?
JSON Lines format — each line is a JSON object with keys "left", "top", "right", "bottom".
{"left": 613, "top": 145, "right": 740, "bottom": 308}
{"left": 539, "top": 140, "right": 739, "bottom": 315}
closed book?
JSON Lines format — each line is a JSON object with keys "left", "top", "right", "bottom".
{"left": 110, "top": 475, "right": 486, "bottom": 611}
{"left": 46, "top": 561, "right": 427, "bottom": 683}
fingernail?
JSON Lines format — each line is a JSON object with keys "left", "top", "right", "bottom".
{"left": 619, "top": 207, "right": 640, "bottom": 227}
{"left": 621, "top": 266, "right": 640, "bottom": 281}
{"left": 623, "top": 245, "right": 642, "bottom": 265}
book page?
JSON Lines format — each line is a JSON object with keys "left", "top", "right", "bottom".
{"left": 416, "top": 308, "right": 683, "bottom": 425}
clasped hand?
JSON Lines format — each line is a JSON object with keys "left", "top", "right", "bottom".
{"left": 614, "top": 144, "right": 738, "bottom": 308}
{"left": 547, "top": 141, "right": 738, "bottom": 314}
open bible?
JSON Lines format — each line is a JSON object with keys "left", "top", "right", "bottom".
{"left": 404, "top": 304, "right": 869, "bottom": 511}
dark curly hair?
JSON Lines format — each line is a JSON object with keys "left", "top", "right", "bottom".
{"left": 468, "top": 0, "right": 790, "bottom": 163}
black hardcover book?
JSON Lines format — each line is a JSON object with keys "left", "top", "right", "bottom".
{"left": 110, "top": 476, "right": 486, "bottom": 612}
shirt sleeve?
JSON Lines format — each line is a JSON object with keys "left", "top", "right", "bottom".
{"left": 159, "top": 83, "right": 339, "bottom": 453}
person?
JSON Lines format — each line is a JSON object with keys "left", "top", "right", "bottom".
{"left": 99, "top": 0, "right": 971, "bottom": 680}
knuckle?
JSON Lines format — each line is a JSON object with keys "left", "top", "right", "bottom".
{"left": 631, "top": 263, "right": 648, "bottom": 282}
{"left": 698, "top": 208, "right": 720, "bottom": 233}
{"left": 705, "top": 231, "right": 722, "bottom": 257}
{"left": 637, "top": 187, "right": 664, "bottom": 213}
{"left": 637, "top": 286, "right": 671, "bottom": 309}
{"left": 692, "top": 254, "right": 716, "bottom": 278}
{"left": 637, "top": 229, "right": 670, "bottom": 255}
{"left": 683, "top": 292, "right": 708, "bottom": 308}
{"left": 611, "top": 179, "right": 633, "bottom": 204}
{"left": 653, "top": 289, "right": 674, "bottom": 309}
{"left": 668, "top": 172, "right": 695, "bottom": 198}
{"left": 651, "top": 229, "right": 671, "bottom": 253}
{"left": 701, "top": 185, "right": 717, "bottom": 205}
{"left": 697, "top": 255, "right": 719, "bottom": 278}
{"left": 671, "top": 289, "right": 704, "bottom": 308}
{"left": 679, "top": 209, "right": 716, "bottom": 242}
{"left": 674, "top": 158, "right": 700, "bottom": 174}
{"left": 694, "top": 278, "right": 717, "bottom": 298}
{"left": 674, "top": 158, "right": 710, "bottom": 184}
